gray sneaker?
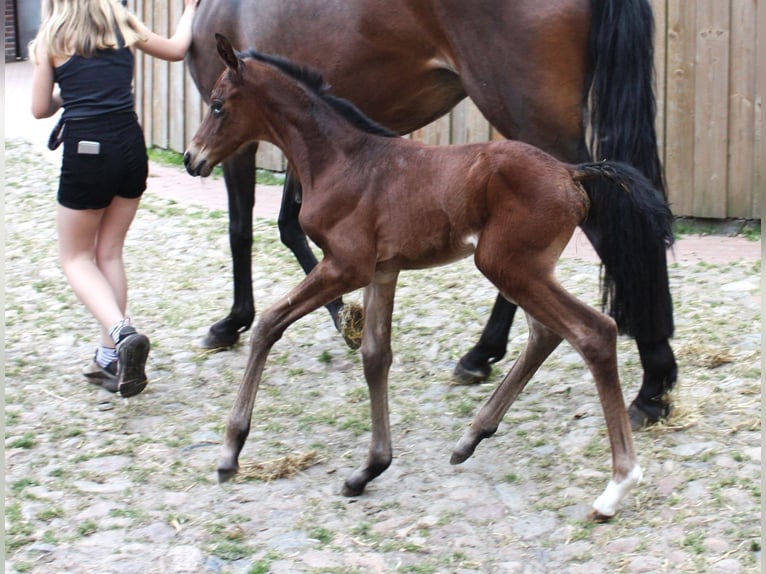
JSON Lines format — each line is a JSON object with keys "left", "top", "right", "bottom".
{"left": 115, "top": 326, "right": 150, "bottom": 398}
{"left": 84, "top": 355, "right": 119, "bottom": 393}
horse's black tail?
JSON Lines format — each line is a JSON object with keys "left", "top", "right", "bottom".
{"left": 585, "top": 0, "right": 665, "bottom": 197}
{"left": 574, "top": 162, "right": 674, "bottom": 341}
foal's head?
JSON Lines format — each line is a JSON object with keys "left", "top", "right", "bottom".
{"left": 185, "top": 34, "right": 398, "bottom": 177}
{"left": 184, "top": 34, "right": 277, "bottom": 176}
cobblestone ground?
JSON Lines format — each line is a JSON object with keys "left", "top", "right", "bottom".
{"left": 5, "top": 139, "right": 762, "bottom": 573}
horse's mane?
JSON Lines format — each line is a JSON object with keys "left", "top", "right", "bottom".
{"left": 240, "top": 49, "right": 399, "bottom": 139}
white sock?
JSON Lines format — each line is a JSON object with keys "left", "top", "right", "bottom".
{"left": 109, "top": 318, "right": 132, "bottom": 345}
{"left": 95, "top": 345, "right": 118, "bottom": 368}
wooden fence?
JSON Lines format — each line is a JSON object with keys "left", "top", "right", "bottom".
{"left": 132, "top": 0, "right": 763, "bottom": 220}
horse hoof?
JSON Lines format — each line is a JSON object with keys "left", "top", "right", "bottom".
{"left": 587, "top": 508, "right": 615, "bottom": 523}
{"left": 341, "top": 479, "right": 365, "bottom": 497}
{"left": 338, "top": 303, "right": 364, "bottom": 350}
{"left": 628, "top": 399, "right": 669, "bottom": 431}
{"left": 198, "top": 329, "right": 241, "bottom": 351}
{"left": 450, "top": 450, "right": 471, "bottom": 465}
{"left": 452, "top": 359, "right": 491, "bottom": 385}
{"left": 217, "top": 465, "right": 238, "bottom": 483}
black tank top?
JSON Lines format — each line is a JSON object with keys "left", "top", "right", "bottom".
{"left": 54, "top": 46, "right": 135, "bottom": 119}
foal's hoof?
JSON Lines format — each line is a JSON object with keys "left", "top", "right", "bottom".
{"left": 341, "top": 479, "right": 366, "bottom": 497}
{"left": 587, "top": 508, "right": 615, "bottom": 523}
{"left": 452, "top": 358, "right": 491, "bottom": 385}
{"left": 450, "top": 449, "right": 472, "bottom": 465}
{"left": 198, "top": 328, "right": 241, "bottom": 351}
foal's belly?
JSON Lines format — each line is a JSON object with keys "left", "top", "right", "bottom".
{"left": 376, "top": 232, "right": 478, "bottom": 272}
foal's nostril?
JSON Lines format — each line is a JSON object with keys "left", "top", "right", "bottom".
{"left": 183, "top": 152, "right": 190, "bottom": 167}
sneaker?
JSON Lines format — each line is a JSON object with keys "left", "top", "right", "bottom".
{"left": 115, "top": 326, "right": 151, "bottom": 398}
{"left": 83, "top": 355, "right": 119, "bottom": 393}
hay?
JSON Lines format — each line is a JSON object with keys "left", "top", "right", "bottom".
{"left": 647, "top": 392, "right": 701, "bottom": 433}
{"left": 338, "top": 303, "right": 364, "bottom": 350}
{"left": 236, "top": 451, "right": 320, "bottom": 482}
{"left": 676, "top": 338, "right": 735, "bottom": 369}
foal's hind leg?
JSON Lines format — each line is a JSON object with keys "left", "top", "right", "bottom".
{"left": 509, "top": 279, "right": 642, "bottom": 520}
{"left": 342, "top": 271, "right": 399, "bottom": 496}
{"left": 451, "top": 314, "right": 562, "bottom": 463}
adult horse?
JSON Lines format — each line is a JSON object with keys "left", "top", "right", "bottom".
{"left": 186, "top": 0, "right": 676, "bottom": 429}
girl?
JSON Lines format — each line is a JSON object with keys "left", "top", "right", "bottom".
{"left": 30, "top": 0, "right": 200, "bottom": 397}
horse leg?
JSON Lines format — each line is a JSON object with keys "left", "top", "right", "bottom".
{"left": 581, "top": 219, "right": 677, "bottom": 430}
{"left": 218, "top": 257, "right": 361, "bottom": 482}
{"left": 200, "top": 142, "right": 258, "bottom": 350}
{"left": 452, "top": 314, "right": 562, "bottom": 463}
{"left": 510, "top": 279, "right": 642, "bottom": 520}
{"left": 628, "top": 338, "right": 677, "bottom": 429}
{"left": 277, "top": 169, "right": 345, "bottom": 328}
{"left": 453, "top": 293, "right": 517, "bottom": 383}
{"left": 342, "top": 271, "right": 399, "bottom": 496}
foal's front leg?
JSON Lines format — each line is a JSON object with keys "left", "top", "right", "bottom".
{"left": 218, "top": 259, "right": 358, "bottom": 482}
{"left": 342, "top": 271, "right": 399, "bottom": 496}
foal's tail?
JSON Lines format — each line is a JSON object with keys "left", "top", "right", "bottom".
{"left": 573, "top": 162, "right": 674, "bottom": 340}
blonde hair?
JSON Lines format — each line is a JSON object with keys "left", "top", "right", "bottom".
{"left": 31, "top": 0, "right": 146, "bottom": 62}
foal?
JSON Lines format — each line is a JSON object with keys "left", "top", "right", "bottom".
{"left": 185, "top": 35, "right": 673, "bottom": 520}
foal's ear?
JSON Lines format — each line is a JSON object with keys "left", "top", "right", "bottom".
{"left": 215, "top": 33, "right": 242, "bottom": 74}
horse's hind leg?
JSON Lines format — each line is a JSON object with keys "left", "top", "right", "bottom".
{"left": 511, "top": 279, "right": 641, "bottom": 520}
{"left": 278, "top": 170, "right": 360, "bottom": 349}
{"left": 451, "top": 314, "right": 562, "bottom": 464}
{"left": 342, "top": 271, "right": 399, "bottom": 496}
{"left": 453, "top": 294, "right": 517, "bottom": 383}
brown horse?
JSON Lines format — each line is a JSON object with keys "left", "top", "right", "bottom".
{"left": 185, "top": 35, "right": 673, "bottom": 520}
{"left": 187, "top": 0, "right": 676, "bottom": 431}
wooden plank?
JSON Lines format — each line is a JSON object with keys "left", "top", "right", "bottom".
{"left": 693, "top": 0, "right": 730, "bottom": 218}
{"left": 726, "top": 0, "right": 757, "bottom": 218}
{"left": 463, "top": 100, "right": 491, "bottom": 144}
{"left": 256, "top": 142, "right": 286, "bottom": 172}
{"left": 132, "top": 0, "right": 144, "bottom": 135}
{"left": 651, "top": 0, "right": 668, "bottom": 171}
{"left": 139, "top": 2, "right": 153, "bottom": 148}
{"left": 754, "top": 0, "right": 764, "bottom": 218}
{"left": 168, "top": 0, "right": 185, "bottom": 151}
{"left": 184, "top": 68, "right": 203, "bottom": 150}
{"left": 416, "top": 115, "right": 447, "bottom": 146}
{"left": 411, "top": 114, "right": 452, "bottom": 146}
{"left": 664, "top": 0, "right": 697, "bottom": 216}
{"left": 151, "top": 1, "right": 170, "bottom": 149}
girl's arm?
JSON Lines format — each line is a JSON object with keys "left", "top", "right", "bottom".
{"left": 30, "top": 42, "right": 62, "bottom": 119}
{"left": 134, "top": 0, "right": 200, "bottom": 62}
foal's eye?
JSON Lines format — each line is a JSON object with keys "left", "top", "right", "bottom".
{"left": 211, "top": 100, "right": 224, "bottom": 115}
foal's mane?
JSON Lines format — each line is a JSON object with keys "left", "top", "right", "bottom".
{"left": 240, "top": 48, "right": 399, "bottom": 139}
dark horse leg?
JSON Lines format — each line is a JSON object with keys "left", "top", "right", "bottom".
{"left": 453, "top": 294, "right": 517, "bottom": 383}
{"left": 277, "top": 170, "right": 345, "bottom": 328}
{"left": 199, "top": 143, "right": 258, "bottom": 349}
{"left": 449, "top": 0, "right": 677, "bottom": 429}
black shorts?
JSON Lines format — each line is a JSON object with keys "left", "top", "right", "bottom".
{"left": 57, "top": 112, "right": 148, "bottom": 210}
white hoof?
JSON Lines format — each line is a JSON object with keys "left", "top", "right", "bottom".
{"left": 591, "top": 465, "right": 643, "bottom": 520}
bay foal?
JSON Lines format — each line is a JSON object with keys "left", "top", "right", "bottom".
{"left": 185, "top": 36, "right": 673, "bottom": 520}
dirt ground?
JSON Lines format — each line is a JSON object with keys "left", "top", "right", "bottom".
{"left": 4, "top": 138, "right": 762, "bottom": 574}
